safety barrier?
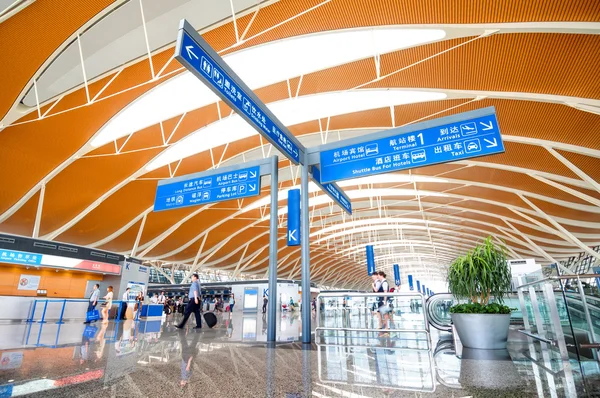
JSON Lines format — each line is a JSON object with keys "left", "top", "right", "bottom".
{"left": 25, "top": 299, "right": 129, "bottom": 324}
{"left": 315, "top": 292, "right": 430, "bottom": 344}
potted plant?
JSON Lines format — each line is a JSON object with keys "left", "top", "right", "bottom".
{"left": 447, "top": 236, "right": 512, "bottom": 349}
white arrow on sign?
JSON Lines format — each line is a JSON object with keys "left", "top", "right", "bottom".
{"left": 185, "top": 46, "right": 198, "bottom": 60}
{"left": 249, "top": 171, "right": 257, "bottom": 178}
{"left": 249, "top": 184, "right": 256, "bottom": 191}
{"left": 484, "top": 138, "right": 498, "bottom": 148}
{"left": 293, "top": 148, "right": 298, "bottom": 157}
{"left": 288, "top": 230, "right": 298, "bottom": 242}
{"left": 479, "top": 121, "right": 494, "bottom": 131}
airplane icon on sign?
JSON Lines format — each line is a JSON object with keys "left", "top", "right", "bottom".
{"left": 460, "top": 122, "right": 478, "bottom": 136}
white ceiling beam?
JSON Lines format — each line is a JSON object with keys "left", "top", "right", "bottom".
{"left": 519, "top": 194, "right": 600, "bottom": 262}
{"left": 546, "top": 147, "right": 600, "bottom": 194}
{"left": 530, "top": 173, "right": 600, "bottom": 208}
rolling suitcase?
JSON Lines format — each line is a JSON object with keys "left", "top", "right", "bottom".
{"left": 203, "top": 312, "right": 217, "bottom": 328}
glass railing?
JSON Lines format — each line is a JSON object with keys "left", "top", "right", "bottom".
{"left": 515, "top": 274, "right": 600, "bottom": 397}
{"left": 316, "top": 292, "right": 429, "bottom": 347}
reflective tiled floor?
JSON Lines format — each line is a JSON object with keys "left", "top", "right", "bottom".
{"left": 0, "top": 311, "right": 599, "bottom": 397}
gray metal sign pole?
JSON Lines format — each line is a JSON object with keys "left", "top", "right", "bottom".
{"left": 301, "top": 160, "right": 311, "bottom": 344}
{"left": 267, "top": 155, "right": 279, "bottom": 342}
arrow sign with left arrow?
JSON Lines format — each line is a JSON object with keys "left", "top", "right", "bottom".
{"left": 175, "top": 19, "right": 304, "bottom": 165}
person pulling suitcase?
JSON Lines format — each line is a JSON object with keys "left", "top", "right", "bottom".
{"left": 176, "top": 274, "right": 202, "bottom": 329}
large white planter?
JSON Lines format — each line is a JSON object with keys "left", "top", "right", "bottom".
{"left": 451, "top": 313, "right": 510, "bottom": 349}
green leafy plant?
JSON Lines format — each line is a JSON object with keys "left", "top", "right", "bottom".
{"left": 447, "top": 236, "right": 512, "bottom": 313}
{"left": 450, "top": 303, "right": 512, "bottom": 314}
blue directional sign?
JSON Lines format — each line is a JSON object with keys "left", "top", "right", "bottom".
{"left": 287, "top": 189, "right": 301, "bottom": 246}
{"left": 319, "top": 109, "right": 504, "bottom": 183}
{"left": 311, "top": 166, "right": 352, "bottom": 215}
{"left": 366, "top": 245, "right": 376, "bottom": 275}
{"left": 408, "top": 275, "right": 414, "bottom": 291}
{"left": 0, "top": 249, "right": 42, "bottom": 266}
{"left": 175, "top": 21, "right": 301, "bottom": 164}
{"left": 393, "top": 264, "right": 401, "bottom": 286}
{"left": 416, "top": 280, "right": 421, "bottom": 293}
{"left": 154, "top": 166, "right": 261, "bottom": 211}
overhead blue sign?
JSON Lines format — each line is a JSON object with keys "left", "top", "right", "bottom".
{"left": 287, "top": 189, "right": 301, "bottom": 246}
{"left": 319, "top": 109, "right": 504, "bottom": 183}
{"left": 408, "top": 275, "right": 414, "bottom": 291}
{"left": 416, "top": 280, "right": 421, "bottom": 293}
{"left": 154, "top": 165, "right": 261, "bottom": 211}
{"left": 393, "top": 264, "right": 401, "bottom": 287}
{"left": 422, "top": 285, "right": 426, "bottom": 295}
{"left": 0, "top": 249, "right": 43, "bottom": 266}
{"left": 175, "top": 22, "right": 300, "bottom": 164}
{"left": 311, "top": 166, "right": 352, "bottom": 215}
{"left": 366, "top": 245, "right": 375, "bottom": 276}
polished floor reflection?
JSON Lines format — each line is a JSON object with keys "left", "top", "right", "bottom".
{"left": 0, "top": 311, "right": 598, "bottom": 397}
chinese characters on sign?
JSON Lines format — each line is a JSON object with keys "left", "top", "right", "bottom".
{"left": 0, "top": 249, "right": 42, "bottom": 266}
{"left": 311, "top": 166, "right": 352, "bottom": 215}
{"left": 319, "top": 111, "right": 503, "bottom": 183}
{"left": 154, "top": 166, "right": 261, "bottom": 211}
{"left": 176, "top": 28, "right": 300, "bottom": 163}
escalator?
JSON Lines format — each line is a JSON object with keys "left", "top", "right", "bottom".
{"left": 427, "top": 289, "right": 600, "bottom": 360}
{"left": 425, "top": 293, "right": 524, "bottom": 332}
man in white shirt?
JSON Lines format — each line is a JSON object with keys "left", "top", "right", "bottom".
{"left": 150, "top": 294, "right": 158, "bottom": 304}
{"left": 158, "top": 292, "right": 166, "bottom": 305}
{"left": 84, "top": 284, "right": 100, "bottom": 324}
{"left": 120, "top": 287, "right": 130, "bottom": 320}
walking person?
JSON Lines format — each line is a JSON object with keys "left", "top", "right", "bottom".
{"left": 120, "top": 287, "right": 130, "bottom": 320}
{"left": 84, "top": 284, "right": 100, "bottom": 324}
{"left": 176, "top": 274, "right": 202, "bottom": 329}
{"left": 228, "top": 294, "right": 236, "bottom": 312}
{"left": 101, "top": 286, "right": 114, "bottom": 323}
{"left": 376, "top": 271, "right": 391, "bottom": 331}
{"left": 135, "top": 291, "right": 144, "bottom": 319}
{"left": 262, "top": 295, "right": 268, "bottom": 313}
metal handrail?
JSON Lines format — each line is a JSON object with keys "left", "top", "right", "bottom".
{"left": 26, "top": 298, "right": 128, "bottom": 324}
{"left": 516, "top": 274, "right": 599, "bottom": 289}
{"left": 316, "top": 292, "right": 423, "bottom": 298}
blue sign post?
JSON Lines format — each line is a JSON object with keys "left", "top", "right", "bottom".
{"left": 154, "top": 166, "right": 261, "bottom": 211}
{"left": 366, "top": 245, "right": 375, "bottom": 275}
{"left": 422, "top": 284, "right": 426, "bottom": 295}
{"left": 287, "top": 189, "right": 301, "bottom": 246}
{"left": 318, "top": 107, "right": 504, "bottom": 183}
{"left": 175, "top": 20, "right": 303, "bottom": 164}
{"left": 311, "top": 166, "right": 352, "bottom": 215}
{"left": 416, "top": 280, "right": 421, "bottom": 293}
{"left": 408, "top": 275, "right": 414, "bottom": 291}
{"left": 393, "top": 264, "right": 401, "bottom": 286}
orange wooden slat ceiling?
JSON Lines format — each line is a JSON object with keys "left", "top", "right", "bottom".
{"left": 0, "top": 0, "right": 115, "bottom": 119}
